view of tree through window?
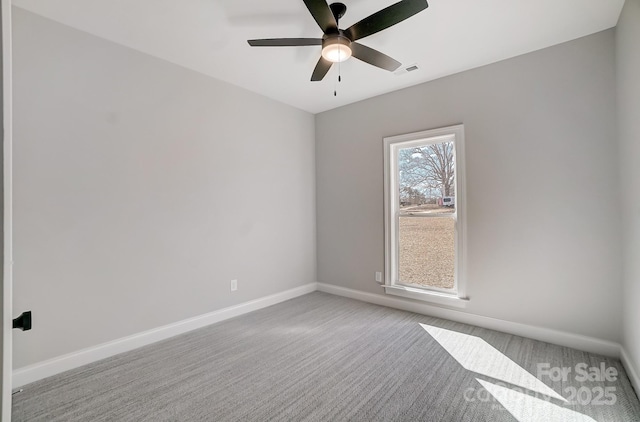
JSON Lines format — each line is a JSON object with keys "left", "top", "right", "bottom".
{"left": 397, "top": 140, "right": 456, "bottom": 290}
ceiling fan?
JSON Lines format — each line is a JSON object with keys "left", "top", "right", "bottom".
{"left": 247, "top": 0, "right": 429, "bottom": 81}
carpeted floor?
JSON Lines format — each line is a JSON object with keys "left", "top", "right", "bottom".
{"left": 12, "top": 292, "right": 640, "bottom": 421}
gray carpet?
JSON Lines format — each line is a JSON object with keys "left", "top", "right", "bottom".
{"left": 12, "top": 292, "right": 640, "bottom": 421}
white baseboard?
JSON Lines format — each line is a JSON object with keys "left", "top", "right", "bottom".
{"left": 13, "top": 283, "right": 317, "bottom": 388}
{"left": 14, "top": 281, "right": 634, "bottom": 394}
{"left": 317, "top": 283, "right": 621, "bottom": 358}
{"left": 620, "top": 347, "right": 640, "bottom": 399}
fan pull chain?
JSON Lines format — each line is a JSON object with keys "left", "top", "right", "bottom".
{"left": 334, "top": 49, "right": 342, "bottom": 97}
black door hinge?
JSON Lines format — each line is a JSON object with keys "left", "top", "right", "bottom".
{"left": 13, "top": 311, "right": 32, "bottom": 331}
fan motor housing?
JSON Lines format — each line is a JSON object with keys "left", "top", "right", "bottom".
{"left": 322, "top": 33, "right": 351, "bottom": 48}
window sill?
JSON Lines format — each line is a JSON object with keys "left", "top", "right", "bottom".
{"left": 383, "top": 285, "right": 469, "bottom": 308}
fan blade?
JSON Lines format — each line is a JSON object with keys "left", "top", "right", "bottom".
{"left": 248, "top": 38, "right": 323, "bottom": 47}
{"left": 351, "top": 42, "right": 401, "bottom": 71}
{"left": 311, "top": 57, "right": 333, "bottom": 81}
{"left": 303, "top": 0, "right": 338, "bottom": 34}
{"left": 345, "top": 0, "right": 428, "bottom": 41}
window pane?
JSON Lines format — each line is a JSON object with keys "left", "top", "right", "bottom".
{"left": 396, "top": 139, "right": 456, "bottom": 290}
{"left": 398, "top": 216, "right": 455, "bottom": 289}
{"left": 398, "top": 141, "right": 455, "bottom": 213}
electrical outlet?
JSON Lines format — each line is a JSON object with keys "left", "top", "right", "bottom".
{"left": 230, "top": 279, "right": 238, "bottom": 291}
{"left": 375, "top": 272, "right": 382, "bottom": 283}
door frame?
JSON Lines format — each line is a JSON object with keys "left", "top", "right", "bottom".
{"left": 2, "top": 0, "right": 12, "bottom": 420}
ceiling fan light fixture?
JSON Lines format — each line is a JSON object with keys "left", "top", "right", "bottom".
{"left": 321, "top": 36, "right": 352, "bottom": 63}
{"left": 247, "top": 0, "right": 428, "bottom": 81}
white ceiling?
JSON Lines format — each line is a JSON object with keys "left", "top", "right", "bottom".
{"left": 12, "top": 0, "right": 624, "bottom": 114}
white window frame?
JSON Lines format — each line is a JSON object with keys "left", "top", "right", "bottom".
{"left": 383, "top": 124, "right": 468, "bottom": 308}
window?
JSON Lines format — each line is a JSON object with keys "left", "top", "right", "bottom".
{"left": 383, "top": 125, "right": 468, "bottom": 307}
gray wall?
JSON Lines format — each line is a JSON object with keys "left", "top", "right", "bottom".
{"left": 316, "top": 30, "right": 621, "bottom": 342}
{"left": 617, "top": 0, "right": 640, "bottom": 379}
{"left": 12, "top": 8, "right": 316, "bottom": 368}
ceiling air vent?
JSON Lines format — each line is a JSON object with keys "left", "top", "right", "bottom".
{"left": 394, "top": 63, "right": 419, "bottom": 76}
